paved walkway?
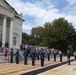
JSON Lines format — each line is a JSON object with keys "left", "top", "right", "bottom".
{"left": 38, "top": 59, "right": 76, "bottom": 75}
{"left": 0, "top": 57, "right": 75, "bottom": 75}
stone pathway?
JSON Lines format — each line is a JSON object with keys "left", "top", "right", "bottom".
{"left": 38, "top": 59, "right": 76, "bottom": 75}
{"left": 0, "top": 57, "right": 74, "bottom": 75}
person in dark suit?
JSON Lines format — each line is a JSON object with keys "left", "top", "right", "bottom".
{"left": 10, "top": 48, "right": 13, "bottom": 63}
{"left": 31, "top": 49, "right": 35, "bottom": 66}
{"left": 23, "top": 48, "right": 28, "bottom": 65}
{"left": 15, "top": 49, "right": 19, "bottom": 64}
{"left": 67, "top": 50, "right": 71, "bottom": 65}
{"left": 40, "top": 48, "right": 45, "bottom": 67}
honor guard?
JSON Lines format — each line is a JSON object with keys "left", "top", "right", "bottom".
{"left": 10, "top": 48, "right": 13, "bottom": 63}
{"left": 15, "top": 49, "right": 19, "bottom": 64}
{"left": 67, "top": 50, "right": 71, "bottom": 65}
{"left": 40, "top": 48, "right": 45, "bottom": 67}
{"left": 36, "top": 48, "right": 40, "bottom": 60}
{"left": 23, "top": 48, "right": 28, "bottom": 65}
{"left": 47, "top": 49, "right": 50, "bottom": 61}
{"left": 31, "top": 49, "right": 35, "bottom": 66}
{"left": 53, "top": 50, "right": 57, "bottom": 62}
{"left": 59, "top": 51, "right": 62, "bottom": 62}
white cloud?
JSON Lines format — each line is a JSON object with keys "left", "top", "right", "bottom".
{"left": 7, "top": 0, "right": 76, "bottom": 34}
{"left": 67, "top": 0, "right": 76, "bottom": 5}
{"left": 22, "top": 24, "right": 32, "bottom": 30}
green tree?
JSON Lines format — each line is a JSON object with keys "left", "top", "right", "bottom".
{"left": 22, "top": 32, "right": 29, "bottom": 44}
{"left": 41, "top": 17, "right": 75, "bottom": 53}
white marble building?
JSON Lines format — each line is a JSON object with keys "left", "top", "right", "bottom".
{"left": 0, "top": 0, "right": 24, "bottom": 49}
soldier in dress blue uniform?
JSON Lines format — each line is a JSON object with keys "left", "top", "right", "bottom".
{"left": 40, "top": 48, "right": 45, "bottom": 67}
{"left": 15, "top": 49, "right": 19, "bottom": 64}
{"left": 31, "top": 49, "right": 35, "bottom": 66}
{"left": 36, "top": 48, "right": 40, "bottom": 60}
{"left": 59, "top": 51, "right": 62, "bottom": 62}
{"left": 10, "top": 48, "right": 13, "bottom": 63}
{"left": 67, "top": 50, "right": 71, "bottom": 65}
{"left": 47, "top": 49, "right": 51, "bottom": 61}
{"left": 53, "top": 50, "right": 57, "bottom": 62}
{"left": 23, "top": 48, "right": 28, "bottom": 65}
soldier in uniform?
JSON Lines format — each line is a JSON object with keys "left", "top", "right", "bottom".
{"left": 10, "top": 48, "right": 13, "bottom": 63}
{"left": 36, "top": 48, "right": 40, "bottom": 60}
{"left": 15, "top": 49, "right": 19, "bottom": 64}
{"left": 67, "top": 50, "right": 71, "bottom": 65}
{"left": 23, "top": 48, "right": 28, "bottom": 65}
{"left": 40, "top": 48, "right": 45, "bottom": 67}
{"left": 53, "top": 50, "right": 57, "bottom": 62}
{"left": 31, "top": 48, "right": 35, "bottom": 66}
{"left": 59, "top": 51, "right": 62, "bottom": 62}
{"left": 47, "top": 49, "right": 50, "bottom": 61}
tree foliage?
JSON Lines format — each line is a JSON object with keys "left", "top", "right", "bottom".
{"left": 22, "top": 17, "right": 76, "bottom": 53}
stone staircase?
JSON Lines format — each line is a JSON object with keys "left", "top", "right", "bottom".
{"left": 0, "top": 47, "right": 3, "bottom": 53}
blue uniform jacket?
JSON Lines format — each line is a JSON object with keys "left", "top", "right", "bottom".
{"left": 67, "top": 52, "right": 70, "bottom": 58}
{"left": 23, "top": 50, "right": 28, "bottom": 57}
{"left": 31, "top": 51, "right": 35, "bottom": 59}
{"left": 40, "top": 51, "right": 45, "bottom": 59}
{"left": 15, "top": 51, "right": 19, "bottom": 57}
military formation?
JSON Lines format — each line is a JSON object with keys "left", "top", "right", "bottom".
{"left": 4, "top": 45, "right": 75, "bottom": 66}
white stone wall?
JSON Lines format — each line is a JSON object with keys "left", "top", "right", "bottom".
{"left": 0, "top": 0, "right": 23, "bottom": 49}
{"left": 13, "top": 18, "right": 22, "bottom": 49}
{"left": 0, "top": 17, "right": 3, "bottom": 42}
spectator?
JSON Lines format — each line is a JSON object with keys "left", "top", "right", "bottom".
{"left": 3, "top": 47, "right": 8, "bottom": 61}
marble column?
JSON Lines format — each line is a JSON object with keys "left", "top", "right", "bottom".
{"left": 9, "top": 19, "right": 13, "bottom": 48}
{"left": 2, "top": 16, "right": 7, "bottom": 47}
{"left": 20, "top": 24, "right": 22, "bottom": 45}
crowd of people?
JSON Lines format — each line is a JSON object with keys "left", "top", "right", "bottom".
{"left": 3, "top": 45, "right": 76, "bottom": 66}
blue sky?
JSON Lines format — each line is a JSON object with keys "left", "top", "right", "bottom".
{"left": 7, "top": 0, "right": 76, "bottom": 34}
